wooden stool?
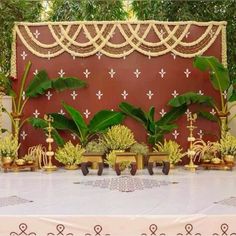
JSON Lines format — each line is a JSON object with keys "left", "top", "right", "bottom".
{"left": 81, "top": 153, "right": 104, "bottom": 176}
{"left": 147, "top": 152, "right": 170, "bottom": 175}
{"left": 114, "top": 152, "right": 137, "bottom": 176}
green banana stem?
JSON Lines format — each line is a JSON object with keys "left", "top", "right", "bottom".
{"left": 16, "top": 61, "right": 31, "bottom": 115}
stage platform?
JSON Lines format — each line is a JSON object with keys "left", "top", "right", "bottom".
{"left": 0, "top": 168, "right": 236, "bottom": 235}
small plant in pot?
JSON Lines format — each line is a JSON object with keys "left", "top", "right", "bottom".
{"left": 216, "top": 132, "right": 236, "bottom": 164}
{"left": 84, "top": 139, "right": 107, "bottom": 170}
{"left": 0, "top": 134, "right": 20, "bottom": 165}
{"left": 154, "top": 139, "right": 185, "bottom": 168}
{"left": 130, "top": 142, "right": 149, "bottom": 169}
{"left": 55, "top": 141, "right": 85, "bottom": 170}
{"left": 192, "top": 139, "right": 219, "bottom": 164}
{"left": 85, "top": 139, "right": 107, "bottom": 154}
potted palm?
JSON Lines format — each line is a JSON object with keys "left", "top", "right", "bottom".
{"left": 55, "top": 141, "right": 85, "bottom": 170}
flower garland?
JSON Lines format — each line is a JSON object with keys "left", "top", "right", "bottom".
{"left": 10, "top": 21, "right": 227, "bottom": 78}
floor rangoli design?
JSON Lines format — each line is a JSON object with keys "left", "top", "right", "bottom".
{"left": 0, "top": 195, "right": 33, "bottom": 208}
{"left": 75, "top": 176, "right": 177, "bottom": 192}
{"left": 214, "top": 196, "right": 236, "bottom": 208}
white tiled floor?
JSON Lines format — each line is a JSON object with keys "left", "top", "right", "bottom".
{"left": 0, "top": 167, "right": 236, "bottom": 215}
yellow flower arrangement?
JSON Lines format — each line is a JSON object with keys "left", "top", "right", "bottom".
{"left": 0, "top": 134, "right": 20, "bottom": 158}
{"left": 102, "top": 125, "right": 136, "bottom": 150}
{"left": 154, "top": 139, "right": 185, "bottom": 165}
{"left": 55, "top": 141, "right": 85, "bottom": 166}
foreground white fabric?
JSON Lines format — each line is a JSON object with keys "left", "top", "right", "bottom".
{"left": 0, "top": 168, "right": 236, "bottom": 235}
{"left": 0, "top": 215, "right": 236, "bottom": 235}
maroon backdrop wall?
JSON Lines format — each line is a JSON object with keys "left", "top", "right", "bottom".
{"left": 13, "top": 22, "right": 225, "bottom": 155}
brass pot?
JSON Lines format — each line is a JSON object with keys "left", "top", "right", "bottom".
{"left": 64, "top": 164, "right": 79, "bottom": 170}
{"left": 211, "top": 157, "right": 221, "bottom": 165}
{"left": 15, "top": 159, "right": 26, "bottom": 166}
{"left": 2, "top": 156, "right": 13, "bottom": 164}
{"left": 224, "top": 155, "right": 234, "bottom": 164}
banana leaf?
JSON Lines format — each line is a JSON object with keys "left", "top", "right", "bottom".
{"left": 156, "top": 105, "right": 187, "bottom": 127}
{"left": 25, "top": 70, "right": 52, "bottom": 97}
{"left": 168, "top": 92, "right": 214, "bottom": 107}
{"left": 88, "top": 110, "right": 125, "bottom": 133}
{"left": 227, "top": 84, "right": 236, "bottom": 102}
{"left": 62, "top": 102, "right": 88, "bottom": 143}
{"left": 26, "top": 70, "right": 87, "bottom": 98}
{"left": 52, "top": 77, "right": 87, "bottom": 91}
{"left": 0, "top": 128, "right": 8, "bottom": 134}
{"left": 193, "top": 55, "right": 230, "bottom": 92}
{"left": 197, "top": 111, "right": 218, "bottom": 122}
{"left": 119, "top": 102, "right": 148, "bottom": 125}
{"left": 28, "top": 117, "right": 65, "bottom": 146}
{"left": 49, "top": 113, "right": 79, "bottom": 133}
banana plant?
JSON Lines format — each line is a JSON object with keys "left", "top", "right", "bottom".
{"left": 4, "top": 61, "right": 87, "bottom": 142}
{"left": 29, "top": 102, "right": 125, "bottom": 146}
{"left": 193, "top": 55, "right": 232, "bottom": 135}
{"left": 193, "top": 55, "right": 230, "bottom": 116}
{"left": 119, "top": 102, "right": 187, "bottom": 145}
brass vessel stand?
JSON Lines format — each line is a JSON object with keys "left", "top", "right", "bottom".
{"left": 185, "top": 113, "right": 198, "bottom": 172}
{"left": 43, "top": 115, "right": 57, "bottom": 172}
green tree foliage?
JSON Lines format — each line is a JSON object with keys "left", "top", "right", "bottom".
{"left": 48, "top": 0, "right": 127, "bottom": 21}
{"left": 0, "top": 0, "right": 42, "bottom": 74}
{"left": 132, "top": 0, "right": 236, "bottom": 82}
{"left": 49, "top": 0, "right": 84, "bottom": 21}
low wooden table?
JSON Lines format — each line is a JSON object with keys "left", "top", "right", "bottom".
{"left": 1, "top": 163, "right": 36, "bottom": 173}
{"left": 201, "top": 162, "right": 234, "bottom": 170}
{"left": 147, "top": 152, "right": 170, "bottom": 175}
{"left": 114, "top": 152, "right": 137, "bottom": 176}
{"left": 81, "top": 153, "right": 104, "bottom": 176}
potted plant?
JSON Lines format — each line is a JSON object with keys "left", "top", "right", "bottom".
{"left": 85, "top": 139, "right": 107, "bottom": 154}
{"left": 0, "top": 134, "right": 20, "bottom": 165}
{"left": 130, "top": 142, "right": 149, "bottom": 169}
{"left": 216, "top": 132, "right": 236, "bottom": 164}
{"left": 192, "top": 139, "right": 219, "bottom": 163}
{"left": 55, "top": 141, "right": 85, "bottom": 170}
{"left": 154, "top": 139, "right": 185, "bottom": 167}
{"left": 83, "top": 139, "right": 107, "bottom": 170}
{"left": 102, "top": 124, "right": 136, "bottom": 151}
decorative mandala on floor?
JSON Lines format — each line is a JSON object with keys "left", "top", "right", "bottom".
{"left": 75, "top": 176, "right": 177, "bottom": 192}
{"left": 214, "top": 196, "right": 236, "bottom": 207}
{"left": 0, "top": 195, "right": 33, "bottom": 208}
